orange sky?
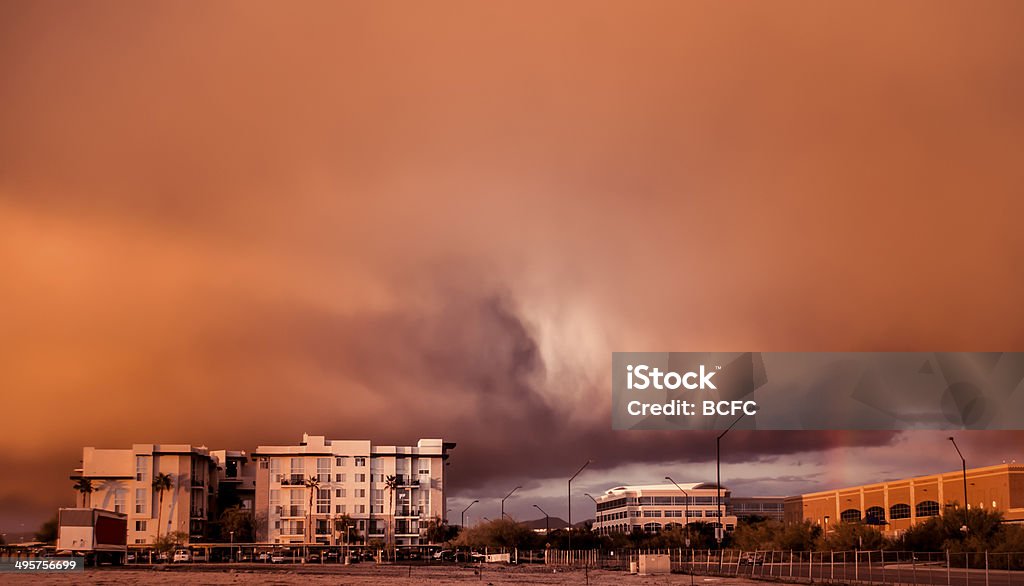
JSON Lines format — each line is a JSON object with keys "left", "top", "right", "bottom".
{"left": 1, "top": 1, "right": 1023, "bottom": 531}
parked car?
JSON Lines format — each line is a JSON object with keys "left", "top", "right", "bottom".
{"left": 433, "top": 550, "right": 455, "bottom": 562}
{"left": 739, "top": 553, "right": 763, "bottom": 566}
{"left": 172, "top": 550, "right": 191, "bottom": 563}
{"left": 270, "top": 553, "right": 285, "bottom": 564}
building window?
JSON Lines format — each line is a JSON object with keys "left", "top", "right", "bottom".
{"left": 290, "top": 458, "right": 304, "bottom": 483}
{"left": 864, "top": 506, "right": 885, "bottom": 524}
{"left": 335, "top": 488, "right": 346, "bottom": 498}
{"left": 840, "top": 509, "right": 861, "bottom": 523}
{"left": 642, "top": 522, "right": 661, "bottom": 533}
{"left": 354, "top": 457, "right": 366, "bottom": 467}
{"left": 642, "top": 510, "right": 662, "bottom": 517}
{"left": 355, "top": 505, "right": 366, "bottom": 514}
{"left": 335, "top": 473, "right": 346, "bottom": 483}
{"left": 289, "top": 490, "right": 304, "bottom": 517}
{"left": 916, "top": 501, "right": 940, "bottom": 517}
{"left": 890, "top": 503, "right": 911, "bottom": 520}
{"left": 336, "top": 504, "right": 346, "bottom": 514}
{"left": 316, "top": 458, "right": 331, "bottom": 483}
{"left": 317, "top": 489, "right": 330, "bottom": 514}
{"left": 134, "top": 488, "right": 147, "bottom": 515}
{"left": 355, "top": 474, "right": 366, "bottom": 483}
{"left": 270, "top": 459, "right": 282, "bottom": 482}
{"left": 270, "top": 490, "right": 280, "bottom": 507}
{"left": 356, "top": 488, "right": 366, "bottom": 498}
{"left": 135, "top": 520, "right": 147, "bottom": 531}
{"left": 114, "top": 491, "right": 126, "bottom": 514}
{"left": 336, "top": 456, "right": 348, "bottom": 466}
{"left": 135, "top": 456, "right": 149, "bottom": 482}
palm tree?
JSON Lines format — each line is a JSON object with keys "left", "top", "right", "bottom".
{"left": 152, "top": 473, "right": 174, "bottom": 540}
{"left": 304, "top": 476, "right": 320, "bottom": 546}
{"left": 384, "top": 475, "right": 397, "bottom": 558}
{"left": 72, "top": 478, "right": 93, "bottom": 508}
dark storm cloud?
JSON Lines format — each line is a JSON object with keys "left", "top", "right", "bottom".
{"left": 2, "top": 0, "right": 1024, "bottom": 531}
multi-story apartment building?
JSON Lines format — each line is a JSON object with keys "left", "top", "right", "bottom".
{"left": 251, "top": 434, "right": 454, "bottom": 546}
{"left": 70, "top": 444, "right": 217, "bottom": 544}
{"left": 785, "top": 463, "right": 1024, "bottom": 537}
{"left": 209, "top": 449, "right": 257, "bottom": 511}
{"left": 593, "top": 482, "right": 739, "bottom": 535}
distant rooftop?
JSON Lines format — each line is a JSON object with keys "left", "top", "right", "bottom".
{"left": 601, "top": 482, "right": 722, "bottom": 496}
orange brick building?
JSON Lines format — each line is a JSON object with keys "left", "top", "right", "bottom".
{"left": 784, "top": 463, "right": 1024, "bottom": 536}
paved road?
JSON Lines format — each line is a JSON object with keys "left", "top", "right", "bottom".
{"left": 687, "top": 561, "right": 1024, "bottom": 586}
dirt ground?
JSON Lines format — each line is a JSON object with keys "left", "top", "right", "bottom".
{"left": 2, "top": 564, "right": 797, "bottom": 585}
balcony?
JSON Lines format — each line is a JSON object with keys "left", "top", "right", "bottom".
{"left": 282, "top": 505, "right": 305, "bottom": 518}
{"left": 280, "top": 475, "right": 306, "bottom": 486}
{"left": 395, "top": 475, "right": 420, "bottom": 487}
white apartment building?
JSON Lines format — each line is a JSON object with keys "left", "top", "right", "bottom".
{"left": 71, "top": 444, "right": 217, "bottom": 544}
{"left": 252, "top": 434, "right": 454, "bottom": 546}
{"left": 593, "top": 483, "right": 739, "bottom": 535}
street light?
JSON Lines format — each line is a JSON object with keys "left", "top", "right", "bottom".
{"left": 568, "top": 459, "right": 592, "bottom": 551}
{"left": 665, "top": 476, "right": 695, "bottom": 586}
{"left": 949, "top": 437, "right": 969, "bottom": 512}
{"left": 583, "top": 493, "right": 598, "bottom": 534}
{"left": 229, "top": 530, "right": 235, "bottom": 562}
{"left": 533, "top": 504, "right": 550, "bottom": 535}
{"left": 501, "top": 486, "right": 522, "bottom": 520}
{"left": 461, "top": 500, "right": 479, "bottom": 529}
{"left": 717, "top": 413, "right": 746, "bottom": 543}
{"left": 664, "top": 476, "right": 691, "bottom": 535}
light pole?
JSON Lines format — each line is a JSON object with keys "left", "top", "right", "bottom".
{"left": 664, "top": 477, "right": 691, "bottom": 537}
{"left": 501, "top": 486, "right": 522, "bottom": 520}
{"left": 568, "top": 459, "right": 592, "bottom": 551}
{"left": 717, "top": 413, "right": 745, "bottom": 544}
{"left": 584, "top": 494, "right": 598, "bottom": 535}
{"left": 229, "top": 530, "right": 234, "bottom": 562}
{"left": 461, "top": 500, "right": 478, "bottom": 529}
{"left": 534, "top": 504, "right": 550, "bottom": 535}
{"left": 949, "top": 437, "right": 969, "bottom": 511}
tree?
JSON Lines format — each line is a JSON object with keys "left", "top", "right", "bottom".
{"left": 732, "top": 519, "right": 821, "bottom": 551}
{"left": 453, "top": 518, "right": 539, "bottom": 550}
{"left": 72, "top": 478, "right": 93, "bottom": 508}
{"left": 304, "top": 476, "right": 320, "bottom": 545}
{"left": 154, "top": 531, "right": 189, "bottom": 556}
{"left": 35, "top": 515, "right": 59, "bottom": 544}
{"left": 423, "top": 516, "right": 458, "bottom": 545}
{"left": 151, "top": 472, "right": 174, "bottom": 540}
{"left": 219, "top": 505, "right": 256, "bottom": 543}
{"left": 384, "top": 475, "right": 397, "bottom": 556}
{"left": 819, "top": 521, "right": 886, "bottom": 551}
